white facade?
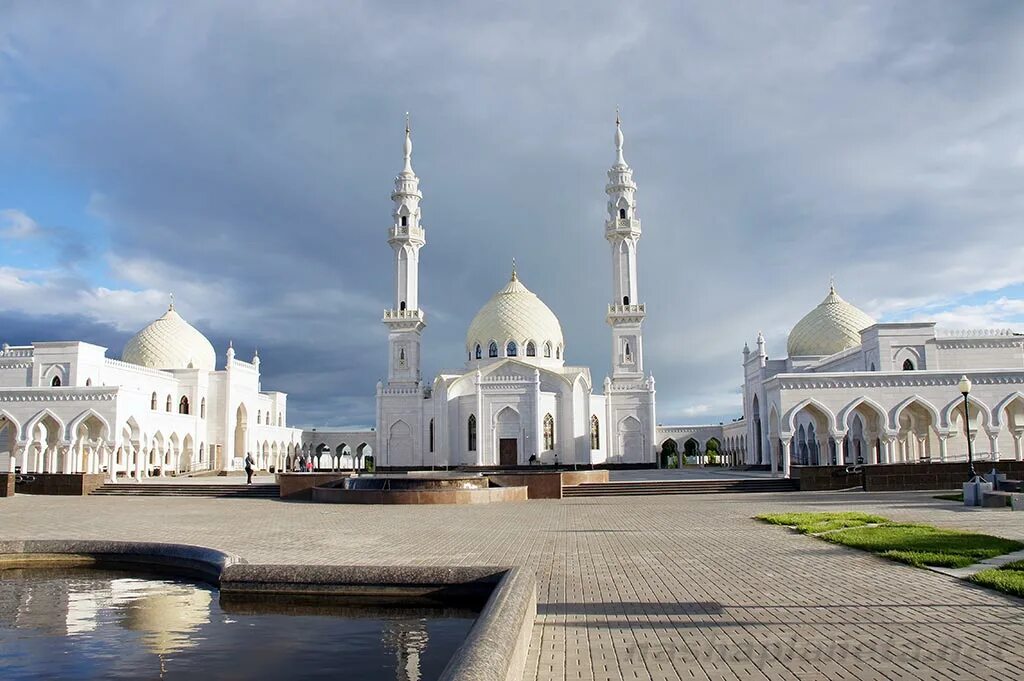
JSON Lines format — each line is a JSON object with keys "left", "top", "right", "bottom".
{"left": 0, "top": 305, "right": 302, "bottom": 479}
{"left": 375, "top": 119, "right": 657, "bottom": 467}
{"left": 740, "top": 285, "right": 1024, "bottom": 477}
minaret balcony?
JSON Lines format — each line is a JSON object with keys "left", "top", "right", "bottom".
{"left": 607, "top": 303, "right": 646, "bottom": 324}
{"left": 388, "top": 224, "right": 425, "bottom": 244}
{"left": 604, "top": 218, "right": 642, "bottom": 240}
{"left": 383, "top": 307, "right": 426, "bottom": 331}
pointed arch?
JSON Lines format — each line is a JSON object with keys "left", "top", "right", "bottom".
{"left": 890, "top": 395, "right": 943, "bottom": 432}
{"left": 993, "top": 392, "right": 1024, "bottom": 428}
{"left": 940, "top": 394, "right": 991, "bottom": 430}
{"left": 785, "top": 398, "right": 837, "bottom": 434}
{"left": 837, "top": 396, "right": 887, "bottom": 433}
{"left": 525, "top": 341, "right": 536, "bottom": 357}
{"left": 475, "top": 344, "right": 482, "bottom": 360}
{"left": 467, "top": 414, "right": 477, "bottom": 451}
{"left": 543, "top": 413, "right": 555, "bottom": 450}
{"left": 590, "top": 414, "right": 600, "bottom": 450}
{"left": 0, "top": 410, "right": 22, "bottom": 441}
{"left": 488, "top": 341, "right": 498, "bottom": 358}
{"left": 151, "top": 392, "right": 158, "bottom": 410}
{"left": 178, "top": 396, "right": 190, "bottom": 415}
{"left": 23, "top": 408, "right": 67, "bottom": 442}
{"left": 68, "top": 409, "right": 111, "bottom": 442}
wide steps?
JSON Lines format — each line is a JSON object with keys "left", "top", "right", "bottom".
{"left": 90, "top": 483, "right": 279, "bottom": 498}
{"left": 563, "top": 479, "right": 798, "bottom": 497}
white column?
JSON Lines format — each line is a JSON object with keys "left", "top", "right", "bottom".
{"left": 781, "top": 439, "right": 792, "bottom": 479}
{"left": 770, "top": 438, "right": 778, "bottom": 477}
{"left": 1014, "top": 432, "right": 1023, "bottom": 461}
{"left": 988, "top": 432, "right": 1000, "bottom": 462}
{"left": 917, "top": 435, "right": 927, "bottom": 462}
{"left": 938, "top": 435, "right": 948, "bottom": 462}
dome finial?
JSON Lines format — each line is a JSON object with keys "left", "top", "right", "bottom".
{"left": 829, "top": 275, "right": 836, "bottom": 295}
{"left": 511, "top": 257, "right": 517, "bottom": 281}
{"left": 402, "top": 112, "right": 413, "bottom": 173}
{"left": 168, "top": 292, "right": 174, "bottom": 311}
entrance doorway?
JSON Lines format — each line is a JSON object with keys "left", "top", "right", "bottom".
{"left": 499, "top": 438, "right": 518, "bottom": 466}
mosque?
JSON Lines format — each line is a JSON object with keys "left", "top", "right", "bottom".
{"left": 2, "top": 119, "right": 1023, "bottom": 479}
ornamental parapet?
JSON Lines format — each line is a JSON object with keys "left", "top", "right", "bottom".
{"left": 383, "top": 308, "right": 425, "bottom": 323}
{"left": 0, "top": 387, "right": 119, "bottom": 402}
{"left": 0, "top": 345, "right": 33, "bottom": 358}
{"left": 104, "top": 357, "right": 177, "bottom": 380}
{"left": 768, "top": 369, "right": 1024, "bottom": 392}
{"left": 378, "top": 386, "right": 421, "bottom": 396}
{"left": 388, "top": 224, "right": 425, "bottom": 243}
{"left": 604, "top": 217, "right": 641, "bottom": 239}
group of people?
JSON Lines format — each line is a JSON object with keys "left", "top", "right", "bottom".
{"left": 240, "top": 452, "right": 315, "bottom": 485}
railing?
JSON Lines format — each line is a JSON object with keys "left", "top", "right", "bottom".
{"left": 607, "top": 303, "right": 646, "bottom": 315}
{"left": 388, "top": 225, "right": 425, "bottom": 241}
{"left": 936, "top": 328, "right": 1016, "bottom": 338}
{"left": 0, "top": 345, "right": 33, "bottom": 358}
{"left": 383, "top": 308, "right": 424, "bottom": 320}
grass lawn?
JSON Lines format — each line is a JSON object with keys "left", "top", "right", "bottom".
{"left": 969, "top": 560, "right": 1024, "bottom": 598}
{"left": 756, "top": 511, "right": 888, "bottom": 534}
{"left": 758, "top": 512, "right": 1023, "bottom": 570}
{"left": 933, "top": 492, "right": 963, "bottom": 502}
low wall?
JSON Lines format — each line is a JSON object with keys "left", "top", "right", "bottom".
{"left": 276, "top": 472, "right": 351, "bottom": 500}
{"left": 312, "top": 485, "right": 528, "bottom": 505}
{"left": 488, "top": 473, "right": 562, "bottom": 499}
{"left": 14, "top": 473, "right": 107, "bottom": 496}
{"left": 559, "top": 469, "right": 609, "bottom": 486}
{"left": 797, "top": 460, "right": 1024, "bottom": 492}
{"left": 0, "top": 473, "right": 14, "bottom": 497}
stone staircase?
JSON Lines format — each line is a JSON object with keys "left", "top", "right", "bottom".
{"left": 562, "top": 478, "right": 799, "bottom": 497}
{"left": 90, "top": 482, "right": 280, "bottom": 499}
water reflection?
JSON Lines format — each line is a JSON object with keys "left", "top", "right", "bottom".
{"left": 0, "top": 569, "right": 475, "bottom": 681}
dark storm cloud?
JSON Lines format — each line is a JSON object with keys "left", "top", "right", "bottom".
{"left": 2, "top": 1, "right": 1024, "bottom": 424}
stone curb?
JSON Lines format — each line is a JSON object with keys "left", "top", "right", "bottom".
{"left": 0, "top": 540, "right": 537, "bottom": 681}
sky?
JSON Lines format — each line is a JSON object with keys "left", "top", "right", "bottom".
{"left": 2, "top": 1, "right": 1024, "bottom": 428}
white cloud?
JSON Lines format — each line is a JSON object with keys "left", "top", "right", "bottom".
{"left": 0, "top": 209, "right": 40, "bottom": 239}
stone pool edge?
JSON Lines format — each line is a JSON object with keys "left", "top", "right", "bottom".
{"left": 0, "top": 539, "right": 536, "bottom": 681}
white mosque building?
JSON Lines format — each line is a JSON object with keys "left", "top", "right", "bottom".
{"left": 374, "top": 119, "right": 657, "bottom": 467}
{"left": 0, "top": 302, "right": 302, "bottom": 479}
{"left": 735, "top": 284, "right": 1024, "bottom": 477}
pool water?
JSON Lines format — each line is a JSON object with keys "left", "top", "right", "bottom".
{"left": 0, "top": 568, "right": 476, "bottom": 680}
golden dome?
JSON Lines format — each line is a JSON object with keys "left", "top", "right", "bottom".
{"left": 787, "top": 285, "right": 875, "bottom": 357}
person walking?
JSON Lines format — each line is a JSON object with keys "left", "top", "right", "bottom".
{"left": 244, "top": 452, "right": 255, "bottom": 485}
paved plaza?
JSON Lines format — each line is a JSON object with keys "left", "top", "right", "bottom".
{"left": 2, "top": 488, "right": 1022, "bottom": 680}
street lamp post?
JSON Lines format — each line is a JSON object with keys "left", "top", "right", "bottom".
{"left": 958, "top": 375, "right": 978, "bottom": 479}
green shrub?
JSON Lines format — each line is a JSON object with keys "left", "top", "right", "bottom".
{"left": 757, "top": 512, "right": 888, "bottom": 534}
{"left": 969, "top": 569, "right": 1024, "bottom": 598}
{"left": 822, "top": 523, "right": 1023, "bottom": 562}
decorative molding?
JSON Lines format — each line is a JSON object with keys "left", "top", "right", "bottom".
{"left": 0, "top": 388, "right": 118, "bottom": 402}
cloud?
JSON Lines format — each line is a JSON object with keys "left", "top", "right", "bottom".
{"left": 0, "top": 208, "right": 39, "bottom": 239}
{"left": 1, "top": 1, "right": 1024, "bottom": 426}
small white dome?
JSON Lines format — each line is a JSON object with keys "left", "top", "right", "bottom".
{"left": 787, "top": 285, "right": 875, "bottom": 357}
{"left": 122, "top": 305, "right": 216, "bottom": 371}
{"left": 466, "top": 269, "right": 564, "bottom": 360}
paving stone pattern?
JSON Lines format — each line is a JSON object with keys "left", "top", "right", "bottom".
{"left": 2, "top": 490, "right": 1022, "bottom": 680}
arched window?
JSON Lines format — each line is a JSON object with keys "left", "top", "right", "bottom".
{"left": 399, "top": 300, "right": 406, "bottom": 311}
{"left": 507, "top": 341, "right": 517, "bottom": 357}
{"left": 278, "top": 414, "right": 282, "bottom": 426}
{"left": 266, "top": 411, "right": 271, "bottom": 425}
{"left": 623, "top": 296, "right": 629, "bottom": 305}
{"left": 257, "top": 412, "right": 262, "bottom": 425}
{"left": 902, "top": 358, "right": 915, "bottom": 371}
{"left": 429, "top": 418, "right": 435, "bottom": 453}
{"left": 165, "top": 395, "right": 172, "bottom": 412}
{"left": 400, "top": 215, "right": 408, "bottom": 227}
{"left": 544, "top": 342, "right": 551, "bottom": 358}
{"left": 50, "top": 375, "right": 61, "bottom": 387}
{"left": 468, "top": 414, "right": 477, "bottom": 452}
{"left": 543, "top": 413, "right": 555, "bottom": 450}
{"left": 590, "top": 415, "right": 600, "bottom": 450}
{"left": 555, "top": 345, "right": 561, "bottom": 359}
{"left": 488, "top": 342, "right": 498, "bottom": 358}
{"left": 85, "top": 378, "right": 92, "bottom": 387}
{"left": 624, "top": 341, "right": 631, "bottom": 360}
{"left": 200, "top": 398, "right": 206, "bottom": 419}
{"left": 526, "top": 341, "right": 536, "bottom": 357}
{"left": 475, "top": 344, "right": 482, "bottom": 360}
{"left": 151, "top": 392, "right": 158, "bottom": 410}
{"left": 179, "top": 396, "right": 190, "bottom": 415}
{"left": 619, "top": 208, "right": 626, "bottom": 219}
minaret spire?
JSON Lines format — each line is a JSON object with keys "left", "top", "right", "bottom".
{"left": 403, "top": 112, "right": 413, "bottom": 174}
{"left": 614, "top": 107, "right": 626, "bottom": 166}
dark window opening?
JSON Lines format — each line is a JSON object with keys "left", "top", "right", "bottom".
{"left": 619, "top": 208, "right": 626, "bottom": 219}
{"left": 622, "top": 296, "right": 629, "bottom": 305}
{"left": 399, "top": 301, "right": 406, "bottom": 311}
{"left": 400, "top": 215, "right": 408, "bottom": 227}
{"left": 902, "top": 358, "right": 915, "bottom": 371}
{"left": 50, "top": 375, "right": 61, "bottom": 387}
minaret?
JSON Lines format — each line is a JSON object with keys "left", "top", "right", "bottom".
{"left": 605, "top": 112, "right": 646, "bottom": 380}
{"left": 383, "top": 115, "right": 426, "bottom": 386}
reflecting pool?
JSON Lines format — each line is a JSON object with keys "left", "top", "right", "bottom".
{"left": 0, "top": 569, "right": 476, "bottom": 680}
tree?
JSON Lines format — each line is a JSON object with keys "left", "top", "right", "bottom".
{"left": 706, "top": 438, "right": 721, "bottom": 465}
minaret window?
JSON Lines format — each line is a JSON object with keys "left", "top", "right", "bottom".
{"left": 179, "top": 396, "right": 190, "bottom": 415}
{"left": 507, "top": 341, "right": 517, "bottom": 357}
{"left": 591, "top": 415, "right": 600, "bottom": 450}
{"left": 400, "top": 301, "right": 406, "bottom": 311}
{"left": 165, "top": 396, "right": 172, "bottom": 412}
{"left": 623, "top": 296, "right": 629, "bottom": 305}
{"left": 201, "top": 398, "right": 206, "bottom": 419}
{"left": 257, "top": 412, "right": 262, "bottom": 424}
{"left": 151, "top": 392, "right": 158, "bottom": 410}
{"left": 468, "top": 414, "right": 477, "bottom": 452}
{"left": 475, "top": 344, "right": 482, "bottom": 360}
{"left": 50, "top": 375, "right": 61, "bottom": 387}
{"left": 543, "top": 413, "right": 555, "bottom": 450}
{"left": 902, "top": 358, "right": 915, "bottom": 371}
{"left": 489, "top": 342, "right": 498, "bottom": 358}
{"left": 429, "top": 418, "right": 435, "bottom": 453}
{"left": 619, "top": 208, "right": 626, "bottom": 219}
{"left": 556, "top": 345, "right": 561, "bottom": 359}
{"left": 400, "top": 215, "right": 408, "bottom": 227}
{"left": 526, "top": 342, "right": 536, "bottom": 357}
{"left": 544, "top": 342, "right": 551, "bottom": 358}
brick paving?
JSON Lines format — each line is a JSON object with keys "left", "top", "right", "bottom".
{"left": 1, "top": 489, "right": 1022, "bottom": 680}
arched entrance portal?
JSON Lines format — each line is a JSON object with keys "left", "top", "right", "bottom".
{"left": 495, "top": 407, "right": 521, "bottom": 466}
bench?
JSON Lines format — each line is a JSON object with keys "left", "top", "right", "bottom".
{"left": 981, "top": 490, "right": 1024, "bottom": 510}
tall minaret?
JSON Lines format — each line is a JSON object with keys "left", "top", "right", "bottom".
{"left": 605, "top": 112, "right": 646, "bottom": 380}
{"left": 383, "top": 115, "right": 426, "bottom": 386}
